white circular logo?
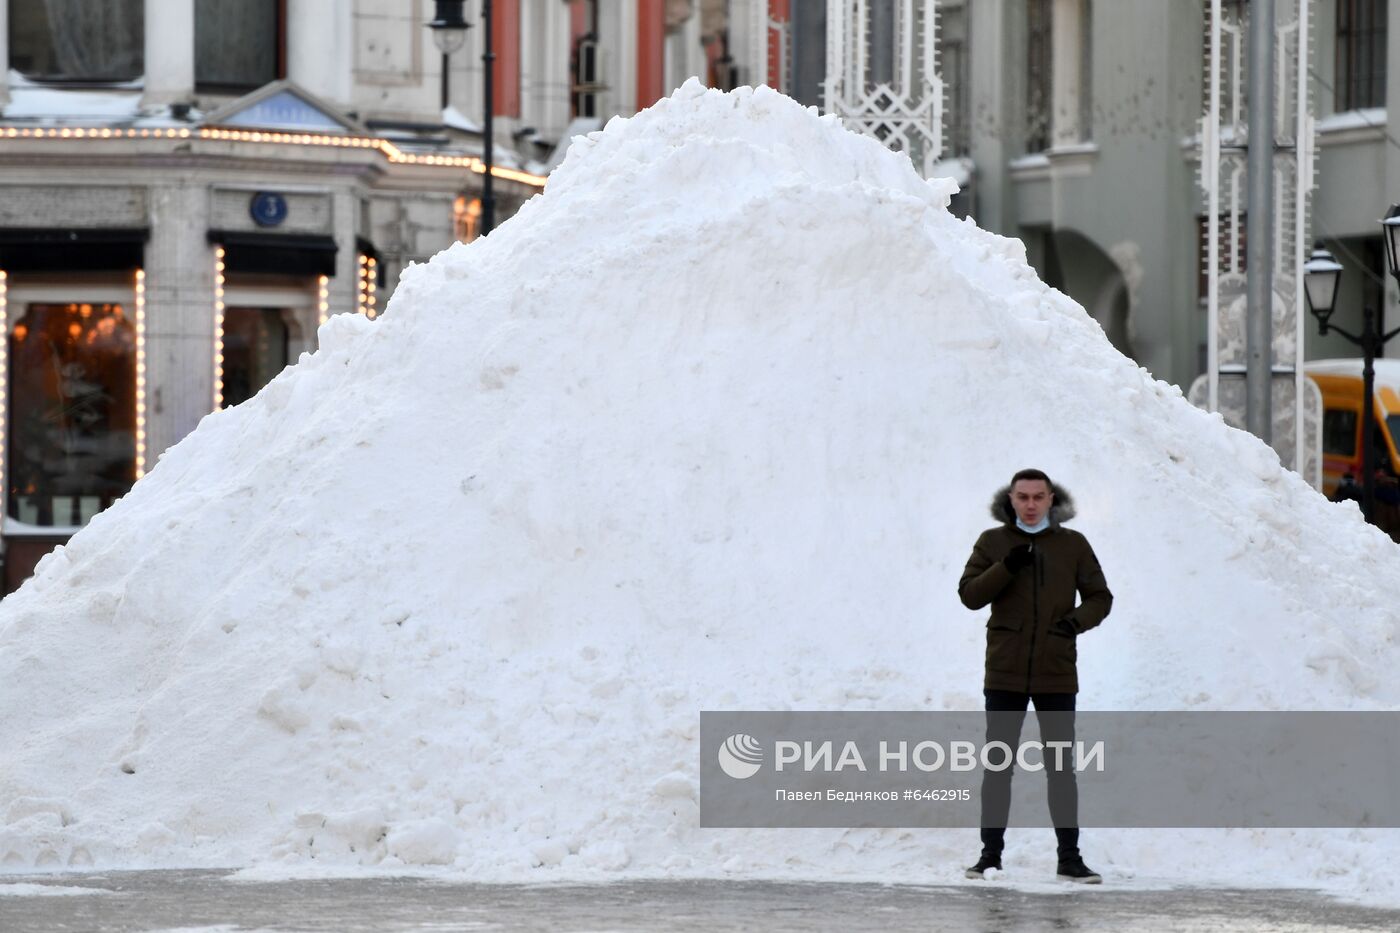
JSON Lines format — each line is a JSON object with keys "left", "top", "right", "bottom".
{"left": 718, "top": 733, "right": 763, "bottom": 779}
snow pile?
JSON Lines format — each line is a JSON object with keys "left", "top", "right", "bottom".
{"left": 2, "top": 79, "right": 1399, "bottom": 899}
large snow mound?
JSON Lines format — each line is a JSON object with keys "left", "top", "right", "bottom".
{"left": 2, "top": 80, "right": 1399, "bottom": 898}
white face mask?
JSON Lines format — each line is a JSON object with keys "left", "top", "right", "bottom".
{"left": 1016, "top": 515, "right": 1051, "bottom": 534}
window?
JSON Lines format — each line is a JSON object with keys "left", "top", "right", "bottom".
{"left": 8, "top": 303, "right": 136, "bottom": 528}
{"left": 1336, "top": 0, "right": 1387, "bottom": 111}
{"left": 454, "top": 196, "right": 482, "bottom": 244}
{"left": 195, "top": 0, "right": 283, "bottom": 90}
{"left": 220, "top": 308, "right": 289, "bottom": 409}
{"left": 571, "top": 0, "right": 605, "bottom": 117}
{"left": 1323, "top": 408, "right": 1359, "bottom": 458}
{"left": 1026, "top": 0, "right": 1053, "bottom": 153}
{"left": 1197, "top": 214, "right": 1248, "bottom": 299}
{"left": 1024, "top": 0, "right": 1091, "bottom": 152}
{"left": 938, "top": 3, "right": 971, "bottom": 157}
{"left": 8, "top": 0, "right": 144, "bottom": 82}
{"left": 573, "top": 35, "right": 603, "bottom": 118}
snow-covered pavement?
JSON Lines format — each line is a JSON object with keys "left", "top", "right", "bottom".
{"left": 1, "top": 872, "right": 1397, "bottom": 932}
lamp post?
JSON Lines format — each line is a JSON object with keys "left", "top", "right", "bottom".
{"left": 481, "top": 0, "right": 495, "bottom": 236}
{"left": 427, "top": 0, "right": 469, "bottom": 111}
{"left": 428, "top": 0, "right": 494, "bottom": 237}
{"left": 1303, "top": 211, "right": 1400, "bottom": 522}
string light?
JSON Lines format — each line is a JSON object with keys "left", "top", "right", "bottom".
{"left": 0, "top": 125, "right": 547, "bottom": 187}
{"left": 357, "top": 254, "right": 368, "bottom": 316}
{"left": 134, "top": 269, "right": 147, "bottom": 479}
{"left": 366, "top": 257, "right": 378, "bottom": 320}
{"left": 213, "top": 246, "right": 226, "bottom": 411}
{"left": 317, "top": 274, "right": 330, "bottom": 327}
{"left": 0, "top": 270, "right": 7, "bottom": 515}
{"left": 356, "top": 255, "right": 381, "bottom": 320}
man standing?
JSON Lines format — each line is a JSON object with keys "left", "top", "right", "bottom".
{"left": 957, "top": 468, "right": 1112, "bottom": 884}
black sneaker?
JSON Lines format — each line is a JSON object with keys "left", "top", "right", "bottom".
{"left": 964, "top": 855, "right": 1002, "bottom": 879}
{"left": 1056, "top": 856, "right": 1102, "bottom": 884}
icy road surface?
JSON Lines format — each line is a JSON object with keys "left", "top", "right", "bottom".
{"left": 0, "top": 872, "right": 1397, "bottom": 932}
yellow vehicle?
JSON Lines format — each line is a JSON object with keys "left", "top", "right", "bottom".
{"left": 1305, "top": 359, "right": 1400, "bottom": 497}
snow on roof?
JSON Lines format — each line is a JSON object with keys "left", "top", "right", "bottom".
{"left": 3, "top": 83, "right": 143, "bottom": 121}
{"left": 2, "top": 78, "right": 1398, "bottom": 900}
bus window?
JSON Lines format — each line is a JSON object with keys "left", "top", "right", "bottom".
{"left": 1324, "top": 408, "right": 1359, "bottom": 457}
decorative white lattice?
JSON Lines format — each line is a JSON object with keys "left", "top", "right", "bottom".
{"left": 1195, "top": 0, "right": 1320, "bottom": 488}
{"left": 823, "top": 0, "right": 944, "bottom": 177}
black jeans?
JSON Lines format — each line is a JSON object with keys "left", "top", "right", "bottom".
{"left": 979, "top": 689, "right": 1080, "bottom": 861}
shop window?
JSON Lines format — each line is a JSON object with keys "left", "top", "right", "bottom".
{"left": 1336, "top": 0, "right": 1387, "bottom": 111}
{"left": 195, "top": 0, "right": 284, "bottom": 91}
{"left": 8, "top": 303, "right": 136, "bottom": 528}
{"left": 221, "top": 307, "right": 289, "bottom": 408}
{"left": 8, "top": 0, "right": 144, "bottom": 82}
{"left": 455, "top": 196, "right": 483, "bottom": 244}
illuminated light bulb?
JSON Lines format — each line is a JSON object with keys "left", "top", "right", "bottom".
{"left": 0, "top": 270, "right": 5, "bottom": 504}
{"left": 134, "top": 269, "right": 147, "bottom": 479}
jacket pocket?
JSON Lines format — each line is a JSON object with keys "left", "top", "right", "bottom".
{"left": 985, "top": 617, "right": 1022, "bottom": 674}
{"left": 1042, "top": 630, "right": 1077, "bottom": 679}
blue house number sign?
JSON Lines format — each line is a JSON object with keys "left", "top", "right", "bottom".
{"left": 250, "top": 192, "right": 288, "bottom": 227}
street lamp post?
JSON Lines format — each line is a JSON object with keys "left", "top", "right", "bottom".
{"left": 428, "top": 0, "right": 495, "bottom": 238}
{"left": 1303, "top": 207, "right": 1400, "bottom": 521}
{"left": 427, "top": 0, "right": 469, "bottom": 110}
{"left": 481, "top": 0, "right": 495, "bottom": 236}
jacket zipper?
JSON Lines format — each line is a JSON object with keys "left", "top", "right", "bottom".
{"left": 1025, "top": 539, "right": 1039, "bottom": 693}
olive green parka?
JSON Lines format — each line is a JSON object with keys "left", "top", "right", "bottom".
{"left": 958, "top": 484, "right": 1112, "bottom": 694}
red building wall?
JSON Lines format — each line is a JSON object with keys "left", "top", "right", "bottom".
{"left": 636, "top": 0, "right": 665, "bottom": 111}
{"left": 494, "top": 0, "right": 521, "bottom": 117}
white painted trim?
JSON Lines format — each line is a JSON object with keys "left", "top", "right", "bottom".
{"left": 222, "top": 285, "right": 317, "bottom": 309}
{"left": 7, "top": 283, "right": 134, "bottom": 307}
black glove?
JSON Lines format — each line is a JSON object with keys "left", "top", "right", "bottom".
{"left": 1003, "top": 544, "right": 1034, "bottom": 573}
{"left": 1051, "top": 618, "right": 1079, "bottom": 638}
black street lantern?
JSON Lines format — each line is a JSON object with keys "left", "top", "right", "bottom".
{"left": 428, "top": 0, "right": 470, "bottom": 54}
{"left": 1384, "top": 203, "right": 1400, "bottom": 283}
{"left": 1305, "top": 227, "right": 1400, "bottom": 524}
{"left": 428, "top": 0, "right": 469, "bottom": 112}
{"left": 1302, "top": 244, "right": 1342, "bottom": 332}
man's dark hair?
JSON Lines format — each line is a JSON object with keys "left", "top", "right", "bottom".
{"left": 1010, "top": 468, "right": 1055, "bottom": 494}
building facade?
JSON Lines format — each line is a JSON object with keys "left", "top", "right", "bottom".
{"left": 0, "top": 0, "right": 710, "bottom": 593}
{"left": 746, "top": 0, "right": 1399, "bottom": 396}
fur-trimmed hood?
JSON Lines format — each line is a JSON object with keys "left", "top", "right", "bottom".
{"left": 990, "top": 482, "right": 1077, "bottom": 527}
